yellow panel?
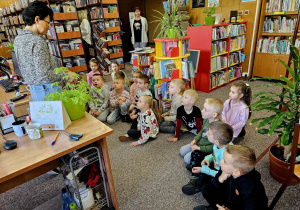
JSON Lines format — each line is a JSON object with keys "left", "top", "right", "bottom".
{"left": 155, "top": 42, "right": 164, "bottom": 57}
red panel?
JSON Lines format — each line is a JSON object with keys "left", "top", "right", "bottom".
{"left": 133, "top": 58, "right": 138, "bottom": 66}
{"left": 188, "top": 26, "right": 213, "bottom": 93}
{"left": 170, "top": 47, "right": 179, "bottom": 57}
{"left": 171, "top": 69, "right": 180, "bottom": 79}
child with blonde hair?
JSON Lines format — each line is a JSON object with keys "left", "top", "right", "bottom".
{"left": 110, "top": 62, "right": 130, "bottom": 87}
{"left": 87, "top": 58, "right": 101, "bottom": 87}
{"left": 196, "top": 145, "right": 268, "bottom": 210}
{"left": 160, "top": 79, "right": 185, "bottom": 133}
{"left": 167, "top": 89, "right": 202, "bottom": 143}
{"left": 119, "top": 95, "right": 159, "bottom": 147}
{"left": 222, "top": 82, "right": 252, "bottom": 140}
{"left": 180, "top": 98, "right": 223, "bottom": 165}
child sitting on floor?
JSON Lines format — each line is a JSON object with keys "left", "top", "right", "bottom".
{"left": 129, "top": 70, "right": 143, "bottom": 113}
{"left": 195, "top": 145, "right": 268, "bottom": 210}
{"left": 110, "top": 62, "right": 130, "bottom": 89}
{"left": 222, "top": 82, "right": 252, "bottom": 141}
{"left": 182, "top": 121, "right": 233, "bottom": 195}
{"left": 87, "top": 58, "right": 101, "bottom": 87}
{"left": 180, "top": 98, "right": 223, "bottom": 165}
{"left": 160, "top": 79, "right": 185, "bottom": 133}
{"left": 167, "top": 89, "right": 202, "bottom": 143}
{"left": 130, "top": 74, "right": 153, "bottom": 128}
{"left": 107, "top": 72, "right": 131, "bottom": 124}
{"left": 119, "top": 95, "right": 159, "bottom": 147}
{"left": 89, "top": 73, "right": 110, "bottom": 122}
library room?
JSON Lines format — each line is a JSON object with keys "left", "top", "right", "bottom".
{"left": 0, "top": 0, "right": 300, "bottom": 209}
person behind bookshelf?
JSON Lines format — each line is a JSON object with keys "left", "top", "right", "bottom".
{"left": 88, "top": 73, "right": 110, "bottom": 122}
{"left": 222, "top": 82, "right": 252, "bottom": 142}
{"left": 119, "top": 95, "right": 159, "bottom": 147}
{"left": 87, "top": 58, "right": 102, "bottom": 87}
{"left": 14, "top": 1, "right": 62, "bottom": 101}
{"left": 110, "top": 61, "right": 130, "bottom": 90}
{"left": 107, "top": 72, "right": 131, "bottom": 124}
{"left": 129, "top": 74, "right": 153, "bottom": 129}
{"left": 180, "top": 98, "right": 223, "bottom": 165}
{"left": 130, "top": 7, "right": 148, "bottom": 49}
{"left": 128, "top": 70, "right": 143, "bottom": 114}
{"left": 167, "top": 89, "right": 202, "bottom": 143}
{"left": 195, "top": 145, "right": 268, "bottom": 210}
{"left": 182, "top": 121, "right": 233, "bottom": 196}
{"left": 159, "top": 79, "right": 185, "bottom": 133}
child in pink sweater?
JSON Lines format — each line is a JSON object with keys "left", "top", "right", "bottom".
{"left": 87, "top": 58, "right": 102, "bottom": 87}
{"left": 222, "top": 82, "right": 252, "bottom": 140}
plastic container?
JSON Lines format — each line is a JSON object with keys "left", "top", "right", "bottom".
{"left": 74, "top": 187, "right": 95, "bottom": 210}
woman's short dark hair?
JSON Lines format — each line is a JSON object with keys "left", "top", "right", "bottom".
{"left": 134, "top": 7, "right": 141, "bottom": 12}
{"left": 22, "top": 1, "right": 53, "bottom": 26}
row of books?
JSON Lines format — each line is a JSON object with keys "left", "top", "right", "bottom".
{"left": 210, "top": 67, "right": 242, "bottom": 90}
{"left": 108, "top": 46, "right": 122, "bottom": 54}
{"left": 103, "top": 6, "right": 118, "bottom": 13}
{"left": 91, "top": 7, "right": 104, "bottom": 19}
{"left": 5, "top": 26, "right": 20, "bottom": 37}
{"left": 137, "top": 55, "right": 152, "bottom": 65}
{"left": 229, "top": 51, "right": 242, "bottom": 66}
{"left": 229, "top": 35, "right": 246, "bottom": 51}
{"left": 212, "top": 24, "right": 246, "bottom": 40}
{"left": 48, "top": 39, "right": 83, "bottom": 56}
{"left": 257, "top": 37, "right": 291, "bottom": 54}
{"left": 63, "top": 56, "right": 86, "bottom": 68}
{"left": 110, "top": 57, "right": 124, "bottom": 65}
{"left": 75, "top": 0, "right": 88, "bottom": 7}
{"left": 211, "top": 56, "right": 227, "bottom": 72}
{"left": 99, "top": 58, "right": 111, "bottom": 71}
{"left": 265, "top": 0, "right": 300, "bottom": 13}
{"left": 50, "top": 2, "right": 76, "bottom": 13}
{"left": 211, "top": 40, "right": 227, "bottom": 56}
{"left": 88, "top": 0, "right": 100, "bottom": 5}
{"left": 160, "top": 39, "right": 190, "bottom": 57}
{"left": 263, "top": 17, "right": 297, "bottom": 33}
{"left": 0, "top": 33, "right": 6, "bottom": 39}
{"left": 104, "top": 19, "right": 120, "bottom": 28}
{"left": 106, "top": 33, "right": 121, "bottom": 41}
{"left": 154, "top": 81, "right": 171, "bottom": 100}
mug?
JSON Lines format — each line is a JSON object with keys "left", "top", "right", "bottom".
{"left": 26, "top": 123, "right": 43, "bottom": 140}
{"left": 12, "top": 120, "right": 27, "bottom": 137}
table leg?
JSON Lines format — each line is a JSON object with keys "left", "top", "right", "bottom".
{"left": 96, "top": 137, "right": 119, "bottom": 210}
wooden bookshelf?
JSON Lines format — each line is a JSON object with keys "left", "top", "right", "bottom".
{"left": 68, "top": 65, "right": 88, "bottom": 72}
{"left": 103, "top": 13, "right": 119, "bottom": 19}
{"left": 53, "top": 12, "right": 77, "bottom": 21}
{"left": 61, "top": 48, "right": 85, "bottom": 58}
{"left": 106, "top": 26, "right": 121, "bottom": 33}
{"left": 102, "top": 0, "right": 118, "bottom": 4}
{"left": 187, "top": 22, "right": 247, "bottom": 93}
{"left": 57, "top": 31, "right": 81, "bottom": 39}
{"left": 107, "top": 39, "right": 122, "bottom": 46}
{"left": 110, "top": 52, "right": 123, "bottom": 59}
{"left": 252, "top": 0, "right": 299, "bottom": 79}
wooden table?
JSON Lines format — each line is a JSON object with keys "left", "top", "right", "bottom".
{"left": 0, "top": 113, "right": 118, "bottom": 209}
{"left": 0, "top": 84, "right": 31, "bottom": 117}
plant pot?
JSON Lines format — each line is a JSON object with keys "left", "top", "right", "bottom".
{"left": 205, "top": 16, "right": 215, "bottom": 26}
{"left": 167, "top": 29, "right": 175, "bottom": 39}
{"left": 269, "top": 145, "right": 300, "bottom": 185}
{"left": 63, "top": 102, "right": 85, "bottom": 121}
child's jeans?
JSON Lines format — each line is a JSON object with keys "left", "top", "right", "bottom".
{"left": 180, "top": 144, "right": 192, "bottom": 164}
{"left": 107, "top": 103, "right": 129, "bottom": 124}
{"left": 127, "top": 129, "right": 141, "bottom": 139}
{"left": 89, "top": 107, "right": 110, "bottom": 122}
{"left": 159, "top": 120, "right": 176, "bottom": 133}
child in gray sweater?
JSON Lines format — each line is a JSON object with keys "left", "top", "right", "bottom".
{"left": 89, "top": 74, "right": 110, "bottom": 122}
{"left": 159, "top": 79, "right": 185, "bottom": 133}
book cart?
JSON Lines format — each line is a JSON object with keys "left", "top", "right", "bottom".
{"left": 152, "top": 36, "right": 190, "bottom": 113}
{"left": 130, "top": 49, "right": 155, "bottom": 75}
{"left": 60, "top": 146, "right": 114, "bottom": 210}
{"left": 75, "top": 0, "right": 124, "bottom": 71}
{"left": 187, "top": 22, "right": 247, "bottom": 93}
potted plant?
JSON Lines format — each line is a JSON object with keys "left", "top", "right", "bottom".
{"left": 152, "top": 0, "right": 186, "bottom": 40}
{"left": 250, "top": 44, "right": 300, "bottom": 184}
{"left": 45, "top": 67, "right": 95, "bottom": 121}
{"left": 203, "top": 5, "right": 216, "bottom": 26}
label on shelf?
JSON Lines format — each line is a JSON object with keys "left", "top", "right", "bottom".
{"left": 272, "top": 12, "right": 286, "bottom": 14}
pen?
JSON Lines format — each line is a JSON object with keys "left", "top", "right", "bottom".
{"left": 51, "top": 132, "right": 60, "bottom": 146}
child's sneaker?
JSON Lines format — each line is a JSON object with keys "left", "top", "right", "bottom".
{"left": 119, "top": 135, "right": 133, "bottom": 142}
{"left": 182, "top": 177, "right": 201, "bottom": 195}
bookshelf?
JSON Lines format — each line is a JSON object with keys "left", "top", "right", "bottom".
{"left": 152, "top": 36, "right": 191, "bottom": 101}
{"left": 47, "top": 0, "right": 88, "bottom": 72}
{"left": 74, "top": 0, "right": 124, "bottom": 71}
{"left": 131, "top": 49, "right": 155, "bottom": 75}
{"left": 252, "top": 0, "right": 300, "bottom": 79}
{"left": 187, "top": 22, "right": 247, "bottom": 93}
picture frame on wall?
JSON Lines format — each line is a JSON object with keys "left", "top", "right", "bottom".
{"left": 192, "top": 0, "right": 205, "bottom": 8}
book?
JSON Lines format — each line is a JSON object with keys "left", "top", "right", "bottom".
{"left": 159, "top": 60, "right": 174, "bottom": 79}
{"left": 182, "top": 61, "right": 189, "bottom": 79}
{"left": 161, "top": 81, "right": 171, "bottom": 100}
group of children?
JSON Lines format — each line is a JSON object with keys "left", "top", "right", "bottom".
{"left": 86, "top": 57, "right": 269, "bottom": 209}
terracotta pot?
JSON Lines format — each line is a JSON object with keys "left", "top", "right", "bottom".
{"left": 269, "top": 145, "right": 300, "bottom": 185}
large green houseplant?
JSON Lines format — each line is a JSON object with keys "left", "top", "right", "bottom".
{"left": 152, "top": 0, "right": 186, "bottom": 40}
{"left": 45, "top": 67, "right": 94, "bottom": 121}
{"left": 203, "top": 5, "right": 216, "bottom": 26}
{"left": 250, "top": 44, "right": 300, "bottom": 159}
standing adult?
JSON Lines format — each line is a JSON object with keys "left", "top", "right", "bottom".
{"left": 130, "top": 7, "right": 148, "bottom": 49}
{"left": 14, "top": 1, "right": 61, "bottom": 101}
